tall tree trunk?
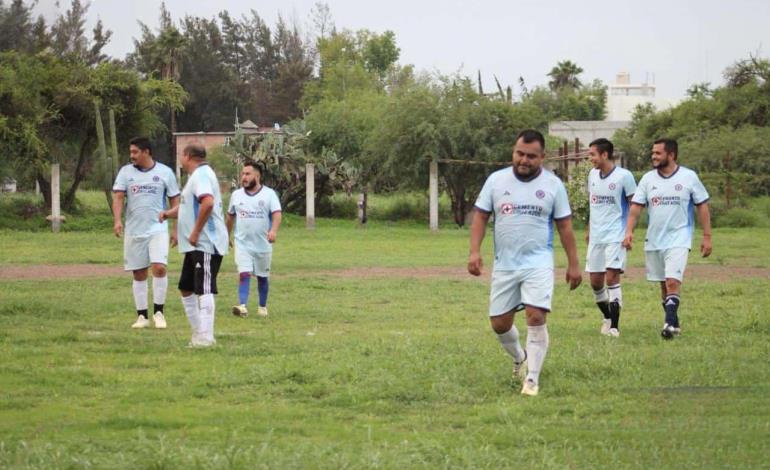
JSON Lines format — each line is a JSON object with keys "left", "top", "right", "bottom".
{"left": 63, "top": 137, "right": 92, "bottom": 211}
{"left": 36, "top": 171, "right": 51, "bottom": 207}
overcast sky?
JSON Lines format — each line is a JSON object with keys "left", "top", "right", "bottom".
{"left": 34, "top": 0, "right": 770, "bottom": 99}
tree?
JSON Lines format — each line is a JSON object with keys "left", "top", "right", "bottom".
{"left": 49, "top": 0, "right": 111, "bottom": 65}
{"left": 547, "top": 60, "right": 583, "bottom": 91}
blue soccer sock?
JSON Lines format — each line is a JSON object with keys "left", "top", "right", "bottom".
{"left": 257, "top": 276, "right": 269, "bottom": 307}
{"left": 238, "top": 272, "right": 250, "bottom": 305}
{"left": 664, "top": 294, "right": 681, "bottom": 327}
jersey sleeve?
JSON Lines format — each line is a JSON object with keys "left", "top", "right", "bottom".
{"left": 165, "top": 168, "right": 180, "bottom": 198}
{"left": 192, "top": 171, "right": 214, "bottom": 201}
{"left": 631, "top": 174, "right": 648, "bottom": 205}
{"left": 474, "top": 174, "right": 495, "bottom": 213}
{"left": 112, "top": 167, "right": 128, "bottom": 192}
{"left": 552, "top": 180, "right": 572, "bottom": 220}
{"left": 270, "top": 190, "right": 282, "bottom": 213}
{"left": 622, "top": 171, "right": 637, "bottom": 198}
{"left": 691, "top": 173, "right": 709, "bottom": 204}
{"left": 227, "top": 192, "right": 237, "bottom": 215}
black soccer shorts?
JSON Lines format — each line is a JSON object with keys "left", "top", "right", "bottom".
{"left": 178, "top": 250, "right": 223, "bottom": 295}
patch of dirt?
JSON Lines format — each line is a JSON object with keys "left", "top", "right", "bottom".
{"left": 1, "top": 263, "right": 768, "bottom": 283}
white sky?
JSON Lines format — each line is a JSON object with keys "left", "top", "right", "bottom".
{"left": 34, "top": 0, "right": 770, "bottom": 99}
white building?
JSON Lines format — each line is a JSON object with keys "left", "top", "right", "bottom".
{"left": 606, "top": 72, "right": 679, "bottom": 121}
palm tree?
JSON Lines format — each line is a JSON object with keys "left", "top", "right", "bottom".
{"left": 547, "top": 60, "right": 584, "bottom": 91}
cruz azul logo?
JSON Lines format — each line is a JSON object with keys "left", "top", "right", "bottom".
{"left": 153, "top": 175, "right": 160, "bottom": 182}
{"left": 675, "top": 184, "right": 683, "bottom": 191}
{"left": 608, "top": 182, "right": 616, "bottom": 190}
{"left": 535, "top": 190, "right": 546, "bottom": 199}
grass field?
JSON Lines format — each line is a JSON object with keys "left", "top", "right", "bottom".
{"left": 1, "top": 214, "right": 769, "bottom": 468}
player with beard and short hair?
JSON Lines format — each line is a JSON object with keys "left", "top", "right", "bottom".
{"left": 585, "top": 138, "right": 636, "bottom": 337}
{"left": 226, "top": 161, "right": 282, "bottom": 318}
{"left": 624, "top": 138, "right": 712, "bottom": 339}
{"left": 468, "top": 129, "right": 582, "bottom": 397}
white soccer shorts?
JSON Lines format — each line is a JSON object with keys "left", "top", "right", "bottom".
{"left": 489, "top": 268, "right": 554, "bottom": 316}
{"left": 235, "top": 247, "right": 272, "bottom": 277}
{"left": 585, "top": 242, "right": 627, "bottom": 273}
{"left": 645, "top": 247, "right": 690, "bottom": 282}
{"left": 123, "top": 232, "right": 169, "bottom": 271}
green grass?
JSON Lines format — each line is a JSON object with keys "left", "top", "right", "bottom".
{"left": 1, "top": 209, "right": 769, "bottom": 467}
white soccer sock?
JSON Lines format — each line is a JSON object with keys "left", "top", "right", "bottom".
{"left": 181, "top": 295, "right": 200, "bottom": 334}
{"left": 496, "top": 326, "right": 526, "bottom": 363}
{"left": 607, "top": 284, "right": 623, "bottom": 306}
{"left": 132, "top": 280, "right": 148, "bottom": 311}
{"left": 198, "top": 293, "right": 216, "bottom": 342}
{"left": 152, "top": 276, "right": 168, "bottom": 308}
{"left": 525, "top": 324, "right": 549, "bottom": 385}
{"left": 593, "top": 286, "right": 609, "bottom": 303}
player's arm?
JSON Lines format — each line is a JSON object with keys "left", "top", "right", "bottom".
{"left": 584, "top": 215, "right": 590, "bottom": 244}
{"left": 112, "top": 191, "right": 125, "bottom": 238}
{"left": 167, "top": 195, "right": 180, "bottom": 246}
{"left": 188, "top": 195, "right": 213, "bottom": 246}
{"left": 696, "top": 202, "right": 712, "bottom": 257}
{"left": 226, "top": 212, "right": 235, "bottom": 247}
{"left": 623, "top": 203, "right": 643, "bottom": 250}
{"left": 555, "top": 216, "right": 582, "bottom": 290}
{"left": 268, "top": 211, "right": 282, "bottom": 243}
{"left": 468, "top": 209, "right": 490, "bottom": 276}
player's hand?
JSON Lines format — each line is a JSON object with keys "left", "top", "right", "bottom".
{"left": 566, "top": 264, "right": 582, "bottom": 290}
{"left": 159, "top": 210, "right": 168, "bottom": 223}
{"left": 228, "top": 238, "right": 233, "bottom": 248}
{"left": 170, "top": 230, "right": 178, "bottom": 248}
{"left": 113, "top": 221, "right": 123, "bottom": 238}
{"left": 701, "top": 235, "right": 712, "bottom": 258}
{"left": 467, "top": 252, "right": 483, "bottom": 276}
{"left": 188, "top": 230, "right": 199, "bottom": 247}
{"left": 267, "top": 230, "right": 277, "bottom": 243}
{"left": 622, "top": 232, "right": 633, "bottom": 250}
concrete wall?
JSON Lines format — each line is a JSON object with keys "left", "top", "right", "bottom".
{"left": 174, "top": 133, "right": 228, "bottom": 172}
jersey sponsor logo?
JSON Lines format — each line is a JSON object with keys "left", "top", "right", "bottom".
{"left": 675, "top": 184, "right": 683, "bottom": 191}
{"left": 130, "top": 184, "right": 160, "bottom": 195}
{"left": 501, "top": 203, "right": 514, "bottom": 215}
{"left": 535, "top": 190, "right": 546, "bottom": 199}
{"left": 608, "top": 182, "right": 616, "bottom": 190}
{"left": 591, "top": 194, "right": 616, "bottom": 205}
{"left": 500, "top": 203, "right": 544, "bottom": 217}
{"left": 238, "top": 209, "right": 265, "bottom": 219}
{"left": 651, "top": 196, "right": 681, "bottom": 207}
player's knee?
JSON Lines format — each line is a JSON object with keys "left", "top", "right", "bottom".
{"left": 132, "top": 269, "right": 148, "bottom": 281}
{"left": 489, "top": 314, "right": 513, "bottom": 334}
{"left": 664, "top": 278, "right": 680, "bottom": 294}
{"left": 239, "top": 272, "right": 250, "bottom": 282}
{"left": 524, "top": 308, "right": 547, "bottom": 326}
{"left": 606, "top": 270, "right": 621, "bottom": 285}
{"left": 152, "top": 264, "right": 166, "bottom": 277}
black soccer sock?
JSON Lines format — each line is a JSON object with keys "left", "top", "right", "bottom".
{"left": 597, "top": 301, "right": 611, "bottom": 320}
{"left": 137, "top": 309, "right": 148, "bottom": 319}
{"left": 609, "top": 301, "right": 621, "bottom": 329}
{"left": 153, "top": 303, "right": 164, "bottom": 314}
{"left": 664, "top": 295, "right": 680, "bottom": 327}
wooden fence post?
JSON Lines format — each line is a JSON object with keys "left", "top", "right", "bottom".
{"left": 429, "top": 159, "right": 439, "bottom": 231}
{"left": 357, "top": 190, "right": 368, "bottom": 225}
{"left": 306, "top": 163, "right": 315, "bottom": 230}
{"left": 51, "top": 164, "right": 61, "bottom": 233}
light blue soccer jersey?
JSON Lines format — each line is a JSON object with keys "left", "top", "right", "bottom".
{"left": 475, "top": 168, "right": 572, "bottom": 271}
{"left": 632, "top": 166, "right": 709, "bottom": 251}
{"left": 227, "top": 186, "right": 282, "bottom": 253}
{"left": 177, "top": 164, "right": 229, "bottom": 255}
{"left": 112, "top": 162, "right": 180, "bottom": 237}
{"left": 588, "top": 166, "right": 637, "bottom": 244}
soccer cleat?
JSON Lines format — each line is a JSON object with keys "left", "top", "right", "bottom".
{"left": 600, "top": 318, "right": 612, "bottom": 335}
{"left": 257, "top": 306, "right": 269, "bottom": 317}
{"left": 661, "top": 323, "right": 681, "bottom": 339}
{"left": 606, "top": 328, "right": 620, "bottom": 337}
{"left": 153, "top": 312, "right": 167, "bottom": 329}
{"left": 232, "top": 304, "right": 248, "bottom": 318}
{"left": 512, "top": 350, "right": 527, "bottom": 380}
{"left": 131, "top": 315, "right": 150, "bottom": 329}
{"left": 521, "top": 379, "right": 539, "bottom": 396}
{"left": 188, "top": 334, "right": 216, "bottom": 348}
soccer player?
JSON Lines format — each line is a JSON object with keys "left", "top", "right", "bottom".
{"left": 112, "top": 137, "right": 180, "bottom": 329}
{"left": 468, "top": 129, "right": 582, "bottom": 397}
{"left": 226, "top": 161, "right": 282, "bottom": 318}
{"left": 585, "top": 138, "right": 636, "bottom": 337}
{"left": 623, "top": 138, "right": 712, "bottom": 339}
{"left": 159, "top": 144, "right": 228, "bottom": 347}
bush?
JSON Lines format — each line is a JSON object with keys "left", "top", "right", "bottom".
{"left": 716, "top": 207, "right": 761, "bottom": 228}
